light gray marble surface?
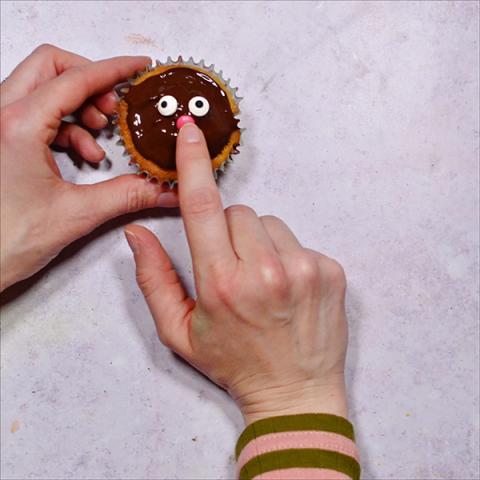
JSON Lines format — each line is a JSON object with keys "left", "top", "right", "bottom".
{"left": 1, "top": 1, "right": 479, "bottom": 479}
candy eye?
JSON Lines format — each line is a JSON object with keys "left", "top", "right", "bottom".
{"left": 156, "top": 95, "right": 178, "bottom": 116}
{"left": 188, "top": 96, "right": 210, "bottom": 117}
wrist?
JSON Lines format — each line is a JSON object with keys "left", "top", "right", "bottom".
{"left": 1, "top": 250, "right": 28, "bottom": 292}
{"left": 0, "top": 248, "right": 21, "bottom": 292}
{"left": 0, "top": 216, "right": 55, "bottom": 292}
{"left": 236, "top": 374, "right": 348, "bottom": 426}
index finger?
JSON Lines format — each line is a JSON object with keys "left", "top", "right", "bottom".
{"left": 176, "top": 123, "right": 236, "bottom": 271}
{"left": 0, "top": 44, "right": 91, "bottom": 107}
{"left": 25, "top": 55, "right": 150, "bottom": 124}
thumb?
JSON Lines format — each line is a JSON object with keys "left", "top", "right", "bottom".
{"left": 124, "top": 224, "right": 194, "bottom": 358}
{"left": 74, "top": 174, "right": 178, "bottom": 228}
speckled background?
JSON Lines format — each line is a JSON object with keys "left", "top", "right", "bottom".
{"left": 1, "top": 1, "right": 479, "bottom": 479}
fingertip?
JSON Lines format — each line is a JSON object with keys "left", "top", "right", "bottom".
{"left": 99, "top": 112, "right": 109, "bottom": 126}
{"left": 124, "top": 224, "right": 172, "bottom": 270}
{"left": 157, "top": 190, "right": 179, "bottom": 208}
{"left": 95, "top": 91, "right": 118, "bottom": 115}
{"left": 124, "top": 224, "right": 160, "bottom": 249}
{"left": 138, "top": 55, "right": 152, "bottom": 66}
{"left": 124, "top": 227, "right": 139, "bottom": 255}
{"left": 123, "top": 55, "right": 151, "bottom": 72}
{"left": 80, "top": 104, "right": 109, "bottom": 130}
{"left": 86, "top": 141, "right": 106, "bottom": 163}
{"left": 124, "top": 223, "right": 152, "bottom": 238}
{"left": 54, "top": 122, "right": 105, "bottom": 163}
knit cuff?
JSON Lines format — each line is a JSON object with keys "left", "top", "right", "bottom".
{"left": 235, "top": 414, "right": 360, "bottom": 480}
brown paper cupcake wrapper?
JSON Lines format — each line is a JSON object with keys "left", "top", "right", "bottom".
{"left": 112, "top": 56, "right": 244, "bottom": 188}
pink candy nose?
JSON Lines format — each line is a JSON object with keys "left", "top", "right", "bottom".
{"left": 176, "top": 115, "right": 195, "bottom": 129}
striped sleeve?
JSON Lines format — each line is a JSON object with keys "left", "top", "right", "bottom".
{"left": 235, "top": 414, "right": 360, "bottom": 480}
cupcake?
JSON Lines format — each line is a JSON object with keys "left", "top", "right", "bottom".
{"left": 115, "top": 57, "right": 242, "bottom": 185}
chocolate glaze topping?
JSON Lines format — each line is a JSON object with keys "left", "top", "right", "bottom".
{"left": 124, "top": 67, "right": 239, "bottom": 171}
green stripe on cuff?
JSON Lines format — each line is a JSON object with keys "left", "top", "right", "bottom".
{"left": 236, "top": 414, "right": 355, "bottom": 459}
{"left": 239, "top": 448, "right": 361, "bottom": 480}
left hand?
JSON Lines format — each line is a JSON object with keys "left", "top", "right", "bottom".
{"left": 0, "top": 45, "right": 178, "bottom": 292}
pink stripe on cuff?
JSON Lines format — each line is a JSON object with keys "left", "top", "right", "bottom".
{"left": 237, "top": 430, "right": 359, "bottom": 473}
{"left": 253, "top": 467, "right": 351, "bottom": 480}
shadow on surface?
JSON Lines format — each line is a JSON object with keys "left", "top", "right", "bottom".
{"left": 167, "top": 352, "right": 242, "bottom": 478}
{"left": 51, "top": 118, "right": 116, "bottom": 170}
{"left": 345, "top": 285, "right": 372, "bottom": 479}
{"left": 114, "top": 252, "right": 243, "bottom": 425}
{"left": 0, "top": 207, "right": 180, "bottom": 307}
{"left": 114, "top": 254, "right": 242, "bottom": 478}
{"left": 52, "top": 145, "right": 107, "bottom": 171}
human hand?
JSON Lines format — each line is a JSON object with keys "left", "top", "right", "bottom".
{"left": 125, "top": 123, "right": 349, "bottom": 425}
{"left": 0, "top": 45, "right": 178, "bottom": 292}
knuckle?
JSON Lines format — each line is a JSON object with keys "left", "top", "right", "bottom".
{"left": 63, "top": 65, "right": 86, "bottom": 82}
{"left": 211, "top": 269, "right": 233, "bottom": 299}
{"left": 257, "top": 254, "right": 289, "bottom": 296}
{"left": 126, "top": 187, "right": 147, "bottom": 213}
{"left": 294, "top": 251, "right": 321, "bottom": 284}
{"left": 259, "top": 215, "right": 288, "bottom": 235}
{"left": 212, "top": 280, "right": 234, "bottom": 306}
{"left": 323, "top": 258, "right": 347, "bottom": 291}
{"left": 259, "top": 214, "right": 281, "bottom": 225}
{"left": 204, "top": 267, "right": 238, "bottom": 308}
{"left": 0, "top": 106, "right": 20, "bottom": 140}
{"left": 182, "top": 187, "right": 221, "bottom": 218}
{"left": 225, "top": 204, "right": 255, "bottom": 219}
{"left": 63, "top": 66, "right": 91, "bottom": 94}
{"left": 135, "top": 268, "right": 160, "bottom": 299}
{"left": 33, "top": 43, "right": 57, "bottom": 56}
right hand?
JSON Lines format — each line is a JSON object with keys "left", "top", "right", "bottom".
{"left": 125, "top": 123, "right": 349, "bottom": 425}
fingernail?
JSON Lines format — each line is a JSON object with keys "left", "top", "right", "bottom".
{"left": 99, "top": 112, "right": 109, "bottom": 127}
{"left": 107, "top": 91, "right": 119, "bottom": 103}
{"left": 181, "top": 123, "right": 202, "bottom": 144}
{"left": 124, "top": 229, "right": 139, "bottom": 254}
{"left": 95, "top": 144, "right": 106, "bottom": 159}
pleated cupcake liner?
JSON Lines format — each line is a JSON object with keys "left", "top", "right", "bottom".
{"left": 112, "top": 56, "right": 244, "bottom": 188}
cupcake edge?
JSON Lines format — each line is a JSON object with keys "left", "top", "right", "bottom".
{"left": 113, "top": 56, "right": 243, "bottom": 188}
